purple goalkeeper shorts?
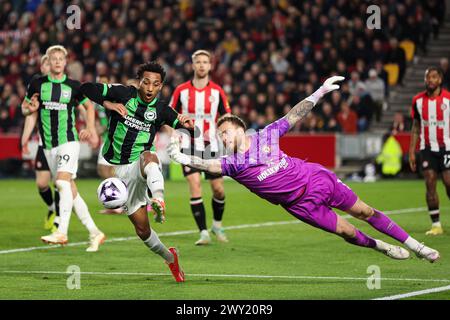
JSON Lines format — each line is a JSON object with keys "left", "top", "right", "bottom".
{"left": 282, "top": 163, "right": 358, "bottom": 234}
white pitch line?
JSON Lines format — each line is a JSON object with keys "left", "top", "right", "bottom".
{"left": 373, "top": 285, "right": 450, "bottom": 300}
{"left": 2, "top": 270, "right": 450, "bottom": 284}
{"left": 0, "top": 206, "right": 428, "bottom": 255}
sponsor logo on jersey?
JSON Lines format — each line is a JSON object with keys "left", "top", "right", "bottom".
{"left": 123, "top": 115, "right": 152, "bottom": 132}
{"left": 43, "top": 101, "right": 67, "bottom": 110}
{"left": 422, "top": 120, "right": 446, "bottom": 127}
{"left": 144, "top": 110, "right": 157, "bottom": 121}
{"left": 256, "top": 157, "right": 289, "bottom": 182}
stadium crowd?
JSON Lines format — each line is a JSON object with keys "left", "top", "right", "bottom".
{"left": 0, "top": 0, "right": 447, "bottom": 135}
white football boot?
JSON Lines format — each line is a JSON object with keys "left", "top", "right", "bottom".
{"left": 86, "top": 231, "right": 106, "bottom": 252}
{"left": 41, "top": 231, "right": 68, "bottom": 245}
{"left": 414, "top": 243, "right": 440, "bottom": 263}
{"left": 374, "top": 239, "right": 410, "bottom": 260}
{"left": 195, "top": 230, "right": 211, "bottom": 246}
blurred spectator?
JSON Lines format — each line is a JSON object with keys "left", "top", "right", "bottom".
{"left": 348, "top": 71, "right": 367, "bottom": 97}
{"left": 248, "top": 110, "right": 263, "bottom": 130}
{"left": 391, "top": 111, "right": 411, "bottom": 135}
{"left": 375, "top": 133, "right": 403, "bottom": 178}
{"left": 386, "top": 38, "right": 406, "bottom": 85}
{"left": 440, "top": 58, "right": 450, "bottom": 89}
{"left": 337, "top": 101, "right": 358, "bottom": 134}
{"left": 270, "top": 51, "right": 289, "bottom": 74}
{"left": 365, "top": 69, "right": 386, "bottom": 123}
{"left": 265, "top": 105, "right": 277, "bottom": 124}
{"left": 423, "top": 0, "right": 446, "bottom": 39}
{"left": 0, "top": 107, "right": 10, "bottom": 133}
{"left": 350, "top": 94, "right": 374, "bottom": 132}
{"left": 373, "top": 60, "right": 390, "bottom": 96}
{"left": 319, "top": 102, "right": 341, "bottom": 132}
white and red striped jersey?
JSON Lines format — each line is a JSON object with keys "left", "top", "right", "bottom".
{"left": 411, "top": 89, "right": 450, "bottom": 151}
{"left": 170, "top": 80, "right": 231, "bottom": 152}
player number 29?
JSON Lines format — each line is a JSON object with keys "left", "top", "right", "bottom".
{"left": 58, "top": 154, "right": 71, "bottom": 165}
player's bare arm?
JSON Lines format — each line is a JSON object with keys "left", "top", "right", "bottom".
{"left": 283, "top": 76, "right": 345, "bottom": 129}
{"left": 21, "top": 93, "right": 40, "bottom": 116}
{"left": 21, "top": 111, "right": 38, "bottom": 155}
{"left": 79, "top": 99, "right": 99, "bottom": 147}
{"left": 167, "top": 137, "right": 222, "bottom": 175}
{"left": 177, "top": 113, "right": 195, "bottom": 129}
{"left": 409, "top": 119, "right": 420, "bottom": 172}
{"left": 284, "top": 99, "right": 315, "bottom": 128}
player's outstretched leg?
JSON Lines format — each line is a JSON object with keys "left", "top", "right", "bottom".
{"left": 128, "top": 207, "right": 185, "bottom": 282}
{"left": 70, "top": 181, "right": 105, "bottom": 252}
{"left": 141, "top": 152, "right": 166, "bottom": 223}
{"left": 334, "top": 215, "right": 410, "bottom": 260}
{"left": 346, "top": 199, "right": 440, "bottom": 263}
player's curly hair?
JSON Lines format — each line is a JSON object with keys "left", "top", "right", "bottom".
{"left": 136, "top": 61, "right": 166, "bottom": 82}
{"left": 425, "top": 66, "right": 444, "bottom": 79}
{"left": 217, "top": 114, "right": 247, "bottom": 130}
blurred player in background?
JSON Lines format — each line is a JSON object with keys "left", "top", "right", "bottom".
{"left": 21, "top": 54, "right": 60, "bottom": 232}
{"left": 22, "top": 45, "right": 105, "bottom": 252}
{"left": 169, "top": 76, "right": 440, "bottom": 263}
{"left": 170, "top": 50, "right": 231, "bottom": 245}
{"left": 409, "top": 67, "right": 450, "bottom": 235}
{"left": 80, "top": 61, "right": 194, "bottom": 282}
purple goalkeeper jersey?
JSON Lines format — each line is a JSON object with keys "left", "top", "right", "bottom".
{"left": 221, "top": 118, "right": 310, "bottom": 205}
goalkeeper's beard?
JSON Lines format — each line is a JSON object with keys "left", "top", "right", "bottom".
{"left": 225, "top": 137, "right": 240, "bottom": 154}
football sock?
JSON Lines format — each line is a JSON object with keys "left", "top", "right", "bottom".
{"left": 54, "top": 189, "right": 60, "bottom": 215}
{"left": 367, "top": 209, "right": 409, "bottom": 243}
{"left": 212, "top": 196, "right": 225, "bottom": 224}
{"left": 345, "top": 229, "right": 377, "bottom": 248}
{"left": 190, "top": 197, "right": 207, "bottom": 231}
{"left": 54, "top": 189, "right": 60, "bottom": 227}
{"left": 429, "top": 209, "right": 440, "bottom": 226}
{"left": 403, "top": 236, "right": 422, "bottom": 252}
{"left": 143, "top": 229, "right": 174, "bottom": 263}
{"left": 73, "top": 193, "right": 99, "bottom": 235}
{"left": 55, "top": 180, "right": 73, "bottom": 235}
{"left": 144, "top": 162, "right": 164, "bottom": 199}
{"left": 39, "top": 186, "right": 54, "bottom": 208}
{"left": 212, "top": 220, "right": 222, "bottom": 229}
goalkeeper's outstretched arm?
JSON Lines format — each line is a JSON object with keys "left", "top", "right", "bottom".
{"left": 185, "top": 157, "right": 222, "bottom": 175}
{"left": 167, "top": 138, "right": 223, "bottom": 175}
{"left": 283, "top": 76, "right": 345, "bottom": 129}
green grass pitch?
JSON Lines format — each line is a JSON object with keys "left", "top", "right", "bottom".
{"left": 0, "top": 178, "right": 449, "bottom": 300}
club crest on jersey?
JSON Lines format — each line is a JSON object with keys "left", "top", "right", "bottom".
{"left": 263, "top": 146, "right": 271, "bottom": 153}
{"left": 441, "top": 103, "right": 448, "bottom": 111}
{"left": 144, "top": 110, "right": 156, "bottom": 121}
{"left": 208, "top": 95, "right": 216, "bottom": 103}
{"left": 61, "top": 89, "right": 71, "bottom": 100}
